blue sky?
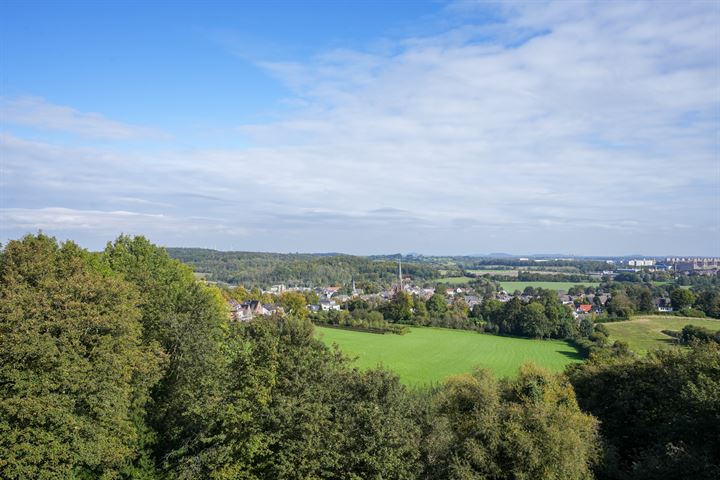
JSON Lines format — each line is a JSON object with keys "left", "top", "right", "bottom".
{"left": 1, "top": 1, "right": 719, "bottom": 255}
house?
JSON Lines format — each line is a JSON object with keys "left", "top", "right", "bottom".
{"left": 263, "top": 304, "right": 283, "bottom": 315}
{"left": 268, "top": 284, "right": 286, "bottom": 294}
{"left": 496, "top": 292, "right": 511, "bottom": 303}
{"left": 656, "top": 297, "right": 673, "bottom": 312}
{"left": 323, "top": 286, "right": 341, "bottom": 297}
{"left": 464, "top": 295, "right": 482, "bottom": 308}
{"left": 235, "top": 300, "right": 268, "bottom": 320}
{"left": 228, "top": 299, "right": 243, "bottom": 319}
{"left": 576, "top": 304, "right": 593, "bottom": 314}
{"left": 319, "top": 299, "right": 341, "bottom": 311}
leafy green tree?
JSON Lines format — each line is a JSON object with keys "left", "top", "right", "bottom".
{"left": 520, "top": 302, "right": 553, "bottom": 338}
{"left": 671, "top": 288, "right": 696, "bottom": 310}
{"left": 606, "top": 292, "right": 635, "bottom": 318}
{"left": 176, "top": 317, "right": 422, "bottom": 479}
{"left": 695, "top": 289, "right": 720, "bottom": 318}
{"left": 278, "top": 291, "right": 308, "bottom": 318}
{"left": 413, "top": 297, "right": 429, "bottom": 325}
{"left": 500, "top": 297, "right": 525, "bottom": 334}
{"left": 569, "top": 342, "right": 720, "bottom": 479}
{"left": 426, "top": 292, "right": 448, "bottom": 319}
{"left": 450, "top": 295, "right": 469, "bottom": 319}
{"left": 0, "top": 234, "right": 164, "bottom": 479}
{"left": 303, "top": 290, "right": 320, "bottom": 305}
{"left": 638, "top": 289, "right": 654, "bottom": 312}
{"left": 430, "top": 365, "right": 599, "bottom": 479}
{"left": 579, "top": 317, "right": 594, "bottom": 338}
{"left": 388, "top": 291, "right": 414, "bottom": 323}
{"left": 102, "top": 235, "right": 231, "bottom": 469}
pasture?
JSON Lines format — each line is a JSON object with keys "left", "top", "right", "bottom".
{"left": 604, "top": 315, "right": 720, "bottom": 354}
{"left": 315, "top": 326, "right": 582, "bottom": 386}
{"left": 499, "top": 281, "right": 600, "bottom": 292}
{"left": 468, "top": 269, "right": 519, "bottom": 277}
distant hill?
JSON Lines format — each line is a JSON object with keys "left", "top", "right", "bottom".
{"left": 166, "top": 247, "right": 442, "bottom": 287}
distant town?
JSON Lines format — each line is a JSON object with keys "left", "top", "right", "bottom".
{"left": 171, "top": 250, "right": 720, "bottom": 325}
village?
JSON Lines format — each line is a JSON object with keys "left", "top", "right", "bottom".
{"left": 224, "top": 257, "right": 706, "bottom": 323}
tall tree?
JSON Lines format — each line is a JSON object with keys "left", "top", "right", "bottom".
{"left": 426, "top": 292, "right": 448, "bottom": 319}
{"left": 102, "top": 235, "right": 231, "bottom": 468}
{"left": 670, "top": 288, "right": 696, "bottom": 310}
{"left": 429, "top": 365, "right": 599, "bottom": 479}
{"left": 0, "top": 234, "right": 164, "bottom": 479}
{"left": 569, "top": 342, "right": 720, "bottom": 479}
{"left": 388, "top": 291, "right": 414, "bottom": 323}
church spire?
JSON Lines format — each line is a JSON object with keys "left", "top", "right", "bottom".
{"left": 398, "top": 256, "right": 403, "bottom": 291}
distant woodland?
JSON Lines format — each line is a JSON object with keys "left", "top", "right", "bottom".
{"left": 167, "top": 248, "right": 442, "bottom": 287}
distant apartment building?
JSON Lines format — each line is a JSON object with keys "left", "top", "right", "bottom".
{"left": 628, "top": 259, "right": 655, "bottom": 267}
{"left": 666, "top": 258, "right": 720, "bottom": 274}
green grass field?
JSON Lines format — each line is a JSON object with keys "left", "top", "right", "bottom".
{"left": 499, "top": 281, "right": 599, "bottom": 292}
{"left": 605, "top": 315, "right": 720, "bottom": 354}
{"left": 315, "top": 326, "right": 582, "bottom": 386}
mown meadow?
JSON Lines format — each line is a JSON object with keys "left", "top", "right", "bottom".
{"left": 316, "top": 326, "right": 583, "bottom": 385}
{"left": 604, "top": 315, "right": 720, "bottom": 353}
{"left": 499, "top": 280, "right": 600, "bottom": 291}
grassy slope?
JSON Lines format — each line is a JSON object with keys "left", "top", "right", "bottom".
{"left": 499, "top": 281, "right": 599, "bottom": 291}
{"left": 605, "top": 315, "right": 720, "bottom": 354}
{"left": 316, "top": 326, "right": 582, "bottom": 386}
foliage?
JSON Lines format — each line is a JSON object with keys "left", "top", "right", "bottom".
{"left": 167, "top": 248, "right": 437, "bottom": 287}
{"left": 0, "top": 234, "right": 164, "bottom": 479}
{"left": 679, "top": 324, "right": 720, "bottom": 344}
{"left": 671, "top": 288, "right": 697, "bottom": 310}
{"left": 568, "top": 342, "right": 720, "bottom": 479}
{"left": 426, "top": 365, "right": 599, "bottom": 479}
{"left": 102, "top": 235, "right": 233, "bottom": 472}
{"left": 173, "top": 316, "right": 422, "bottom": 479}
{"left": 3, "top": 234, "right": 717, "bottom": 480}
{"left": 476, "top": 290, "right": 576, "bottom": 339}
{"left": 310, "top": 309, "right": 409, "bottom": 335}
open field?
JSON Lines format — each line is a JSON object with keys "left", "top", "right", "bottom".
{"left": 605, "top": 315, "right": 720, "bottom": 354}
{"left": 316, "top": 326, "right": 582, "bottom": 386}
{"left": 499, "top": 281, "right": 599, "bottom": 292}
{"left": 468, "top": 269, "right": 519, "bottom": 277}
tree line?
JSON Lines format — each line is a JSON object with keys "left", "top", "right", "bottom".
{"left": 166, "top": 247, "right": 438, "bottom": 287}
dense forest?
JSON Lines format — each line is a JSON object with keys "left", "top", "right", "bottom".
{"left": 2, "top": 234, "right": 719, "bottom": 479}
{"left": 167, "top": 248, "right": 440, "bottom": 287}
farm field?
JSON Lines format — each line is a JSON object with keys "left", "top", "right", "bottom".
{"left": 315, "top": 326, "right": 583, "bottom": 386}
{"left": 499, "top": 281, "right": 599, "bottom": 292}
{"left": 605, "top": 315, "right": 720, "bottom": 354}
{"left": 468, "top": 269, "right": 519, "bottom": 277}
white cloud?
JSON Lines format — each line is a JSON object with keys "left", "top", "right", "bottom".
{"left": 2, "top": 1, "right": 718, "bottom": 254}
{"left": 0, "top": 207, "right": 248, "bottom": 237}
{"left": 0, "top": 96, "right": 169, "bottom": 140}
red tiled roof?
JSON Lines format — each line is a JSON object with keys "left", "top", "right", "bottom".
{"left": 578, "top": 304, "right": 593, "bottom": 312}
